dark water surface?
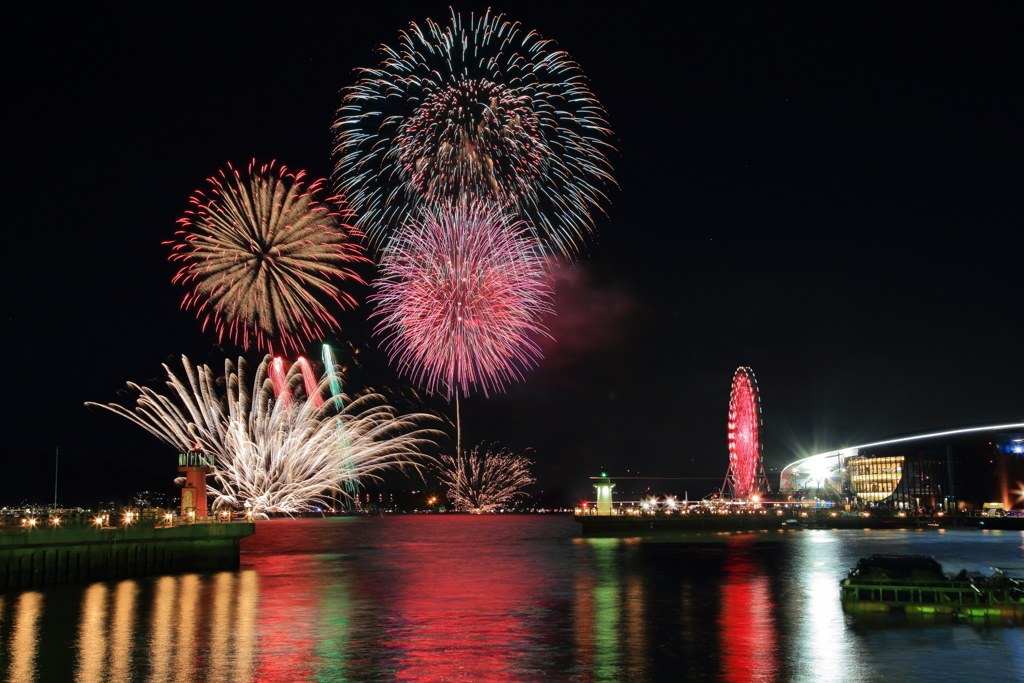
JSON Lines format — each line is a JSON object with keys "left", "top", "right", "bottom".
{"left": 2, "top": 516, "right": 1021, "bottom": 682}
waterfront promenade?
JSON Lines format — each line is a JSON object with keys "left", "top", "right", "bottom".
{"left": 0, "top": 511, "right": 254, "bottom": 590}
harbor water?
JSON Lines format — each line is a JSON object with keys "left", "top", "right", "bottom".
{"left": 1, "top": 515, "right": 1021, "bottom": 682}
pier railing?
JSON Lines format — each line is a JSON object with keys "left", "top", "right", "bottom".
{"left": 0, "top": 507, "right": 255, "bottom": 533}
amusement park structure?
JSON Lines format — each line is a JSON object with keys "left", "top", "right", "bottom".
{"left": 722, "top": 367, "right": 771, "bottom": 500}
{"left": 579, "top": 366, "right": 774, "bottom": 522}
{"left": 576, "top": 368, "right": 1023, "bottom": 532}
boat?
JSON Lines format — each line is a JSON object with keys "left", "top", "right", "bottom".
{"left": 839, "top": 554, "right": 1024, "bottom": 624}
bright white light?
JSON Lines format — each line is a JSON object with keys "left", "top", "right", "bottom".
{"left": 807, "top": 460, "right": 833, "bottom": 482}
{"left": 781, "top": 422, "right": 1024, "bottom": 492}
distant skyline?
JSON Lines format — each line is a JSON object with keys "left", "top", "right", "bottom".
{"left": 7, "top": 2, "right": 1021, "bottom": 506}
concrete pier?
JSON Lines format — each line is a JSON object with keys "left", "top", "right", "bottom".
{"left": 575, "top": 509, "right": 1024, "bottom": 534}
{"left": 0, "top": 521, "right": 254, "bottom": 590}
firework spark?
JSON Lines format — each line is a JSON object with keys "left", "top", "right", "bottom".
{"left": 333, "top": 9, "right": 614, "bottom": 256}
{"left": 437, "top": 445, "right": 535, "bottom": 513}
{"left": 87, "top": 355, "right": 437, "bottom": 514}
{"left": 169, "top": 160, "right": 369, "bottom": 355}
{"left": 371, "top": 200, "right": 554, "bottom": 398}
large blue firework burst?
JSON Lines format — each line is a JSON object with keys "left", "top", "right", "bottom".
{"left": 333, "top": 9, "right": 614, "bottom": 257}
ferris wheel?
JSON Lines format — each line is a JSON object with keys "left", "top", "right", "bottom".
{"left": 723, "top": 367, "right": 771, "bottom": 499}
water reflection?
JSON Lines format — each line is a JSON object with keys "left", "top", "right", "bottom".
{"left": 790, "top": 531, "right": 863, "bottom": 682}
{"left": 575, "top": 537, "right": 623, "bottom": 680}
{"left": 73, "top": 579, "right": 138, "bottom": 682}
{"left": 718, "top": 540, "right": 779, "bottom": 682}
{"left": 1, "top": 520, "right": 1020, "bottom": 682}
{"left": 148, "top": 576, "right": 176, "bottom": 683}
{"left": 233, "top": 571, "right": 258, "bottom": 683}
{"left": 250, "top": 554, "right": 322, "bottom": 681}
{"left": 623, "top": 574, "right": 647, "bottom": 678}
{"left": 208, "top": 572, "right": 234, "bottom": 683}
{"left": 382, "top": 536, "right": 536, "bottom": 681}
{"left": 109, "top": 581, "right": 138, "bottom": 683}
{"left": 173, "top": 574, "right": 200, "bottom": 683}
{"left": 0, "top": 571, "right": 258, "bottom": 683}
{"left": 8, "top": 591, "right": 42, "bottom": 683}
{"left": 76, "top": 583, "right": 108, "bottom": 682}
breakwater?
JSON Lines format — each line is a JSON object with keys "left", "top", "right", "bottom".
{"left": 576, "top": 509, "right": 1024, "bottom": 534}
{"left": 1, "top": 521, "right": 255, "bottom": 590}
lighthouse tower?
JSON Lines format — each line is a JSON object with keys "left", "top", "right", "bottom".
{"left": 592, "top": 472, "right": 616, "bottom": 515}
{"left": 178, "top": 446, "right": 214, "bottom": 518}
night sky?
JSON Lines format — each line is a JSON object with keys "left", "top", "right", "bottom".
{"left": 7, "top": 2, "right": 1021, "bottom": 507}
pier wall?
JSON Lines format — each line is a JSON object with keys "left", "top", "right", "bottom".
{"left": 577, "top": 513, "right": 788, "bottom": 534}
{"left": 0, "top": 522, "right": 254, "bottom": 591}
{"left": 576, "top": 511, "right": 1024, "bottom": 534}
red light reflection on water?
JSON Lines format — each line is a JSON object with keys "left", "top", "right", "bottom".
{"left": 382, "top": 541, "right": 535, "bottom": 681}
{"left": 241, "top": 517, "right": 548, "bottom": 682}
{"left": 247, "top": 552, "right": 322, "bottom": 682}
{"left": 718, "top": 540, "right": 779, "bottom": 683}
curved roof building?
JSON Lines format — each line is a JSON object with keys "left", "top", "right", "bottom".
{"left": 779, "top": 423, "right": 1024, "bottom": 510}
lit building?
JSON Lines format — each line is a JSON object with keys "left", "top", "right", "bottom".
{"left": 779, "top": 423, "right": 1024, "bottom": 510}
{"left": 133, "top": 490, "right": 171, "bottom": 509}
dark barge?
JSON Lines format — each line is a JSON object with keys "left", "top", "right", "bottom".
{"left": 839, "top": 554, "right": 1024, "bottom": 624}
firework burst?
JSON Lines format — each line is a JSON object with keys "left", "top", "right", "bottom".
{"left": 371, "top": 200, "right": 554, "bottom": 398}
{"left": 437, "top": 445, "right": 536, "bottom": 513}
{"left": 169, "top": 160, "right": 369, "bottom": 355}
{"left": 87, "top": 355, "right": 437, "bottom": 515}
{"left": 333, "top": 9, "right": 614, "bottom": 256}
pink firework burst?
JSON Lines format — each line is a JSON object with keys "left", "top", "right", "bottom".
{"left": 371, "top": 200, "right": 554, "bottom": 397}
{"left": 169, "top": 160, "right": 369, "bottom": 355}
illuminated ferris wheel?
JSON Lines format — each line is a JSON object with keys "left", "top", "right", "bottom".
{"left": 723, "top": 367, "right": 771, "bottom": 499}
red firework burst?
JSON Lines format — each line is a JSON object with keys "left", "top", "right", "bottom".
{"left": 371, "top": 200, "right": 553, "bottom": 397}
{"left": 168, "top": 161, "right": 369, "bottom": 355}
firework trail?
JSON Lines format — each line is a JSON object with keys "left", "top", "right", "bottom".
{"left": 333, "top": 9, "right": 614, "bottom": 256}
{"left": 437, "top": 445, "right": 535, "bottom": 513}
{"left": 168, "top": 160, "right": 369, "bottom": 355}
{"left": 371, "top": 199, "right": 554, "bottom": 398}
{"left": 293, "top": 356, "right": 323, "bottom": 407}
{"left": 322, "top": 343, "right": 360, "bottom": 502}
{"left": 87, "top": 355, "right": 438, "bottom": 515}
{"left": 321, "top": 344, "right": 346, "bottom": 411}
{"left": 269, "top": 356, "right": 292, "bottom": 404}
